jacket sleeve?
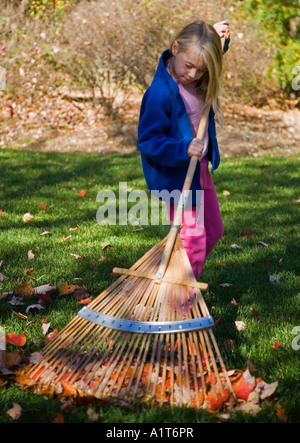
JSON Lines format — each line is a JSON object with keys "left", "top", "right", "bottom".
{"left": 223, "top": 38, "right": 230, "bottom": 54}
{"left": 137, "top": 87, "right": 192, "bottom": 168}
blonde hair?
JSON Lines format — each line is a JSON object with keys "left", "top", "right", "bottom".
{"left": 170, "top": 20, "right": 224, "bottom": 130}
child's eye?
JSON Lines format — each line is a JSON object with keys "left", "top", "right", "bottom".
{"left": 185, "top": 64, "right": 192, "bottom": 68}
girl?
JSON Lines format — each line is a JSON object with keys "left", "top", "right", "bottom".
{"left": 137, "top": 20, "right": 230, "bottom": 280}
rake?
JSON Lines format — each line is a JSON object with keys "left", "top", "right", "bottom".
{"left": 22, "top": 46, "right": 235, "bottom": 410}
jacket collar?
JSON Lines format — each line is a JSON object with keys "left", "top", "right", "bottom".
{"left": 154, "top": 49, "right": 180, "bottom": 97}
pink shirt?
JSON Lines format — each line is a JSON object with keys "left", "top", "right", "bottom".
{"left": 167, "top": 62, "right": 209, "bottom": 159}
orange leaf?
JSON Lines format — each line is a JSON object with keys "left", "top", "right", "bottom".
{"left": 47, "top": 329, "right": 59, "bottom": 341}
{"left": 245, "top": 229, "right": 254, "bottom": 237}
{"left": 39, "top": 202, "right": 48, "bottom": 210}
{"left": 5, "top": 333, "right": 26, "bottom": 347}
{"left": 52, "top": 413, "right": 64, "bottom": 423}
{"left": 232, "top": 369, "right": 256, "bottom": 400}
{"left": 273, "top": 341, "right": 282, "bottom": 349}
{"left": 13, "top": 311, "right": 28, "bottom": 320}
{"left": 59, "top": 282, "right": 79, "bottom": 295}
{"left": 276, "top": 404, "right": 287, "bottom": 422}
{"left": 78, "top": 297, "right": 92, "bottom": 305}
{"left": 60, "top": 381, "right": 77, "bottom": 396}
{"left": 206, "top": 387, "right": 230, "bottom": 412}
{"left": 14, "top": 281, "right": 34, "bottom": 297}
{"left": 78, "top": 190, "right": 87, "bottom": 197}
{"left": 206, "top": 373, "right": 218, "bottom": 386}
{"left": 62, "top": 235, "right": 72, "bottom": 242}
{"left": 192, "top": 391, "right": 204, "bottom": 407}
{"left": 15, "top": 374, "right": 33, "bottom": 385}
{"left": 31, "top": 366, "right": 46, "bottom": 381}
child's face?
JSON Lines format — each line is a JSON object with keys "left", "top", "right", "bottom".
{"left": 170, "top": 41, "right": 207, "bottom": 85}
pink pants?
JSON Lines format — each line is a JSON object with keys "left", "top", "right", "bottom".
{"left": 166, "top": 157, "right": 223, "bottom": 280}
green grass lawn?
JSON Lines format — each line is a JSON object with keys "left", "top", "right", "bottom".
{"left": 0, "top": 148, "right": 299, "bottom": 423}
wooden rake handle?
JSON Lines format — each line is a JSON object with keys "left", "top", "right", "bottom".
{"left": 156, "top": 36, "right": 225, "bottom": 279}
{"left": 155, "top": 103, "right": 211, "bottom": 279}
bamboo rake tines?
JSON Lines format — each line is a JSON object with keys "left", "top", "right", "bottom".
{"left": 24, "top": 235, "right": 235, "bottom": 409}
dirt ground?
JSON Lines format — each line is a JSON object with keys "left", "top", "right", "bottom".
{"left": 1, "top": 90, "right": 299, "bottom": 158}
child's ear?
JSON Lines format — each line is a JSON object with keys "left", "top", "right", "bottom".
{"left": 171, "top": 40, "right": 179, "bottom": 56}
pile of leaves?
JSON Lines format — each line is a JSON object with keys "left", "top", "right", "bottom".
{"left": 0, "top": 342, "right": 284, "bottom": 420}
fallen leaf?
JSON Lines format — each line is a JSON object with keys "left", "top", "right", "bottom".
{"left": 235, "top": 320, "right": 246, "bottom": 331}
{"left": 5, "top": 333, "right": 26, "bottom": 347}
{"left": 70, "top": 253, "right": 82, "bottom": 259}
{"left": 222, "top": 190, "right": 230, "bottom": 196}
{"left": 0, "top": 291, "right": 12, "bottom": 300}
{"left": 36, "top": 293, "right": 53, "bottom": 303}
{"left": 258, "top": 241, "right": 269, "bottom": 247}
{"left": 28, "top": 352, "right": 43, "bottom": 364}
{"left": 39, "top": 231, "right": 51, "bottom": 236}
{"left": 12, "top": 311, "right": 27, "bottom": 320}
{"left": 73, "top": 288, "right": 90, "bottom": 300}
{"left": 4, "top": 351, "right": 22, "bottom": 368}
{"left": 51, "top": 413, "right": 64, "bottom": 423}
{"left": 28, "top": 250, "right": 35, "bottom": 260}
{"left": 232, "top": 369, "right": 256, "bottom": 400}
{"left": 69, "top": 226, "right": 78, "bottom": 231}
{"left": 78, "top": 297, "right": 92, "bottom": 305}
{"left": 87, "top": 407, "right": 99, "bottom": 421}
{"left": 60, "top": 381, "right": 77, "bottom": 396}
{"left": 34, "top": 284, "right": 56, "bottom": 295}
{"left": 276, "top": 404, "right": 287, "bottom": 422}
{"left": 14, "top": 281, "right": 35, "bottom": 297}
{"left": 269, "top": 275, "right": 280, "bottom": 283}
{"left": 6, "top": 403, "right": 22, "bottom": 420}
{"left": 24, "top": 268, "right": 35, "bottom": 280}
{"left": 101, "top": 242, "right": 113, "bottom": 250}
{"left": 231, "top": 298, "right": 238, "bottom": 305}
{"left": 0, "top": 272, "right": 9, "bottom": 281}
{"left": 262, "top": 261, "right": 270, "bottom": 268}
{"left": 250, "top": 307, "right": 258, "bottom": 318}
{"left": 42, "top": 322, "right": 51, "bottom": 335}
{"left": 224, "top": 338, "right": 235, "bottom": 351}
{"left": 59, "top": 282, "right": 79, "bottom": 295}
{"left": 0, "top": 209, "right": 7, "bottom": 215}
{"left": 39, "top": 202, "right": 48, "bottom": 210}
{"left": 25, "top": 303, "right": 45, "bottom": 314}
{"left": 206, "top": 387, "right": 230, "bottom": 412}
{"left": 217, "top": 262, "right": 227, "bottom": 268}
{"left": 231, "top": 244, "right": 243, "bottom": 249}
{"left": 247, "top": 359, "right": 257, "bottom": 372}
{"left": 236, "top": 401, "right": 261, "bottom": 416}
{"left": 62, "top": 235, "right": 72, "bottom": 241}
{"left": 256, "top": 380, "right": 278, "bottom": 400}
{"left": 78, "top": 189, "right": 87, "bottom": 197}
{"left": 272, "top": 341, "right": 282, "bottom": 349}
{"left": 22, "top": 213, "right": 34, "bottom": 223}
{"left": 47, "top": 329, "right": 59, "bottom": 341}
{"left": 8, "top": 296, "right": 24, "bottom": 306}
{"left": 245, "top": 229, "right": 254, "bottom": 237}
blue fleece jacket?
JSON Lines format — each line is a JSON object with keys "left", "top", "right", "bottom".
{"left": 137, "top": 45, "right": 228, "bottom": 204}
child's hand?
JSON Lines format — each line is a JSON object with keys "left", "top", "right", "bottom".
{"left": 187, "top": 139, "right": 204, "bottom": 157}
{"left": 213, "top": 20, "right": 230, "bottom": 40}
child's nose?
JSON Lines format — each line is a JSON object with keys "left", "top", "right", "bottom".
{"left": 189, "top": 68, "right": 197, "bottom": 79}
